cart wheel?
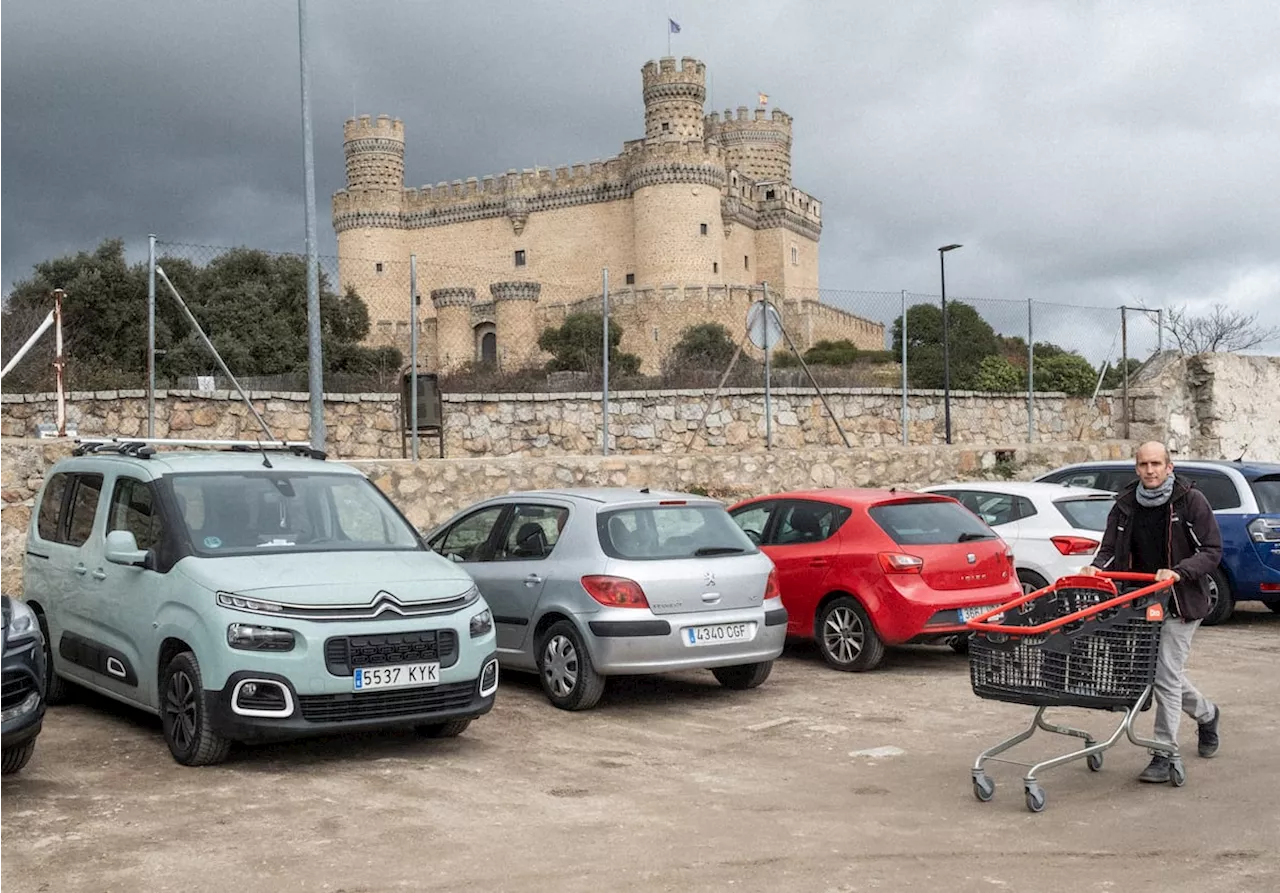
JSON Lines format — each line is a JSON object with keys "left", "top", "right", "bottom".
{"left": 1086, "top": 752, "right": 1104, "bottom": 772}
{"left": 1169, "top": 761, "right": 1186, "bottom": 788}
{"left": 1024, "top": 784, "right": 1047, "bottom": 813}
{"left": 972, "top": 774, "right": 995, "bottom": 802}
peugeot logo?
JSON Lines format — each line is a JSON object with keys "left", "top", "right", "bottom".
{"left": 703, "top": 571, "right": 716, "bottom": 588}
{"left": 966, "top": 553, "right": 977, "bottom": 565}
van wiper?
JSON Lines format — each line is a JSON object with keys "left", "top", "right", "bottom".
{"left": 958, "top": 532, "right": 995, "bottom": 542}
{"left": 694, "top": 546, "right": 747, "bottom": 556}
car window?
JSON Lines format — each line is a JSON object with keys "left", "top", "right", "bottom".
{"left": 1053, "top": 497, "right": 1114, "bottom": 532}
{"left": 598, "top": 505, "right": 756, "bottom": 560}
{"left": 108, "top": 477, "right": 164, "bottom": 551}
{"left": 773, "top": 501, "right": 850, "bottom": 544}
{"left": 1060, "top": 471, "right": 1105, "bottom": 489}
{"left": 1102, "top": 470, "right": 1138, "bottom": 492}
{"left": 37, "top": 472, "right": 69, "bottom": 541}
{"left": 1251, "top": 476, "right": 1280, "bottom": 513}
{"left": 868, "top": 499, "right": 997, "bottom": 546}
{"left": 65, "top": 474, "right": 105, "bottom": 547}
{"left": 498, "top": 504, "right": 568, "bottom": 560}
{"left": 435, "top": 506, "right": 506, "bottom": 562}
{"left": 729, "top": 502, "right": 774, "bottom": 545}
{"left": 1178, "top": 470, "right": 1241, "bottom": 511}
{"left": 939, "top": 491, "right": 1017, "bottom": 527}
{"left": 1014, "top": 496, "right": 1037, "bottom": 520}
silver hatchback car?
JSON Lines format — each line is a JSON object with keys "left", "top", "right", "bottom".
{"left": 427, "top": 489, "right": 787, "bottom": 710}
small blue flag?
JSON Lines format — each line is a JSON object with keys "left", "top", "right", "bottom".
{"left": 669, "top": 18, "right": 681, "bottom": 34}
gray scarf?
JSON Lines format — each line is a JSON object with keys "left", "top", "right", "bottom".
{"left": 1135, "top": 472, "right": 1176, "bottom": 508}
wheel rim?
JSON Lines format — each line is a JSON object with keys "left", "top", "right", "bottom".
{"left": 164, "top": 669, "right": 198, "bottom": 752}
{"left": 1207, "top": 576, "right": 1219, "bottom": 612}
{"left": 822, "top": 606, "right": 864, "bottom": 665}
{"left": 542, "top": 634, "right": 579, "bottom": 697}
{"left": 1020, "top": 579, "right": 1036, "bottom": 596}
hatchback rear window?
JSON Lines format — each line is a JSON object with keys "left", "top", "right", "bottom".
{"left": 598, "top": 505, "right": 756, "bottom": 560}
{"left": 868, "top": 499, "right": 996, "bottom": 546}
{"left": 1251, "top": 476, "right": 1280, "bottom": 513}
{"left": 1054, "top": 497, "right": 1114, "bottom": 531}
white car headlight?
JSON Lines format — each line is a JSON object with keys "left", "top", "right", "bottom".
{"left": 6, "top": 598, "right": 41, "bottom": 644}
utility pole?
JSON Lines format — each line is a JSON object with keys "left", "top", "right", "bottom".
{"left": 298, "top": 0, "right": 325, "bottom": 450}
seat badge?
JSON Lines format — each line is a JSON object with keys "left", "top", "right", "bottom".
{"left": 967, "top": 553, "right": 977, "bottom": 564}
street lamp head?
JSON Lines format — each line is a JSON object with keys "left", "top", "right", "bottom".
{"left": 939, "top": 244, "right": 963, "bottom": 253}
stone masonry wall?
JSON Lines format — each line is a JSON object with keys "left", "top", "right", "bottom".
{"left": 1, "top": 387, "right": 1117, "bottom": 459}
{"left": 0, "top": 438, "right": 1135, "bottom": 596}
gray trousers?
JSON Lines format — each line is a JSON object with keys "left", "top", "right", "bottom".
{"left": 1153, "top": 616, "right": 1215, "bottom": 750}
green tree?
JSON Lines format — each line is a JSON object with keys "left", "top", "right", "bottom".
{"left": 803, "top": 339, "right": 860, "bottom": 366}
{"left": 1033, "top": 353, "right": 1097, "bottom": 396}
{"left": 668, "top": 322, "right": 738, "bottom": 370}
{"left": 537, "top": 312, "right": 641, "bottom": 375}
{"left": 891, "top": 301, "right": 1000, "bottom": 389}
{"left": 975, "top": 355, "right": 1025, "bottom": 391}
{"left": 1101, "top": 357, "right": 1144, "bottom": 390}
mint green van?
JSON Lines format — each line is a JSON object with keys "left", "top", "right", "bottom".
{"left": 22, "top": 442, "right": 497, "bottom": 766}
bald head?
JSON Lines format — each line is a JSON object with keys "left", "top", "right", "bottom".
{"left": 1135, "top": 441, "right": 1173, "bottom": 489}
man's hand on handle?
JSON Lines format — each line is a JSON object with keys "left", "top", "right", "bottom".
{"left": 1078, "top": 565, "right": 1180, "bottom": 583}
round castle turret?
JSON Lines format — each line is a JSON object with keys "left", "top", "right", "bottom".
{"left": 431, "top": 287, "right": 476, "bottom": 372}
{"left": 705, "top": 106, "right": 793, "bottom": 183}
{"left": 490, "top": 281, "right": 542, "bottom": 370}
{"left": 641, "top": 57, "right": 706, "bottom": 142}
{"left": 343, "top": 114, "right": 405, "bottom": 189}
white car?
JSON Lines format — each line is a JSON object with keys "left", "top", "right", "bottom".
{"left": 920, "top": 482, "right": 1115, "bottom": 594}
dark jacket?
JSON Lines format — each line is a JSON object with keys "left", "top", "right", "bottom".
{"left": 1094, "top": 477, "right": 1223, "bottom": 620}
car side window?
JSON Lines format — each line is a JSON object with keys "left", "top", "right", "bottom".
{"left": 434, "top": 506, "right": 506, "bottom": 562}
{"left": 1014, "top": 496, "right": 1037, "bottom": 520}
{"left": 108, "top": 477, "right": 165, "bottom": 552}
{"left": 1062, "top": 471, "right": 1103, "bottom": 488}
{"left": 64, "top": 474, "right": 105, "bottom": 547}
{"left": 1178, "top": 471, "right": 1240, "bottom": 511}
{"left": 729, "top": 502, "right": 774, "bottom": 545}
{"left": 37, "top": 472, "right": 70, "bottom": 541}
{"left": 498, "top": 504, "right": 568, "bottom": 560}
{"left": 774, "top": 501, "right": 849, "bottom": 545}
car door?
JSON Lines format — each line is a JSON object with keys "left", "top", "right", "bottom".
{"left": 764, "top": 500, "right": 850, "bottom": 635}
{"left": 429, "top": 504, "right": 515, "bottom": 642}
{"left": 43, "top": 471, "right": 109, "bottom": 691}
{"left": 24, "top": 471, "right": 72, "bottom": 631}
{"left": 466, "top": 502, "right": 570, "bottom": 655}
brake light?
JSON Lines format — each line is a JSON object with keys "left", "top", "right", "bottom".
{"left": 1051, "top": 536, "right": 1100, "bottom": 556}
{"left": 658, "top": 500, "right": 687, "bottom": 506}
{"left": 878, "top": 552, "right": 924, "bottom": 574}
{"left": 1248, "top": 518, "right": 1280, "bottom": 543}
{"left": 1261, "top": 583, "right": 1280, "bottom": 592}
{"left": 764, "top": 568, "right": 781, "bottom": 601}
{"left": 580, "top": 575, "right": 649, "bottom": 608}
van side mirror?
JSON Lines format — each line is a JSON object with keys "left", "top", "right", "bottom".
{"left": 105, "top": 530, "right": 151, "bottom": 569}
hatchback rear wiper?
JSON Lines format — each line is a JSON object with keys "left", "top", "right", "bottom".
{"left": 958, "top": 532, "right": 995, "bottom": 542}
{"left": 694, "top": 546, "right": 747, "bottom": 556}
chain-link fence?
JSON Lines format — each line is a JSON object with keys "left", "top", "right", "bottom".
{"left": 2, "top": 238, "right": 1170, "bottom": 451}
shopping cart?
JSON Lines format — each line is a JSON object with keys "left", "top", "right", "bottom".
{"left": 964, "top": 571, "right": 1176, "bottom": 813}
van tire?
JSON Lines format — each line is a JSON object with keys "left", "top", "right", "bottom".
{"left": 415, "top": 718, "right": 472, "bottom": 739}
{"left": 160, "top": 651, "right": 231, "bottom": 767}
{"left": 711, "top": 660, "right": 773, "bottom": 690}
{"left": 36, "top": 612, "right": 73, "bottom": 706}
{"left": 1202, "top": 568, "right": 1234, "bottom": 626}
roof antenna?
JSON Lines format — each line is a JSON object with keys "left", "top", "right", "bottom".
{"left": 256, "top": 438, "right": 273, "bottom": 469}
{"left": 1234, "top": 443, "right": 1249, "bottom": 463}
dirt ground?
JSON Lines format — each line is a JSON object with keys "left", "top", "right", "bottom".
{"left": 3, "top": 607, "right": 1278, "bottom": 893}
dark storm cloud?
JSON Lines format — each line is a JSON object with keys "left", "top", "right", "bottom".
{"left": 4, "top": 0, "right": 1278, "bottom": 354}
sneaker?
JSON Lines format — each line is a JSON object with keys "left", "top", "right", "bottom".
{"left": 1198, "top": 705, "right": 1220, "bottom": 758}
{"left": 1138, "top": 754, "right": 1172, "bottom": 783}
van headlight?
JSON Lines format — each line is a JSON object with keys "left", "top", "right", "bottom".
{"left": 227, "top": 623, "right": 296, "bottom": 651}
{"left": 469, "top": 608, "right": 493, "bottom": 638}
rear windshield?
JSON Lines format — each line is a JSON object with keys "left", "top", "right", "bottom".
{"left": 868, "top": 499, "right": 997, "bottom": 546}
{"left": 598, "top": 505, "right": 757, "bottom": 560}
{"left": 1054, "top": 497, "right": 1114, "bottom": 531}
{"left": 1252, "top": 476, "right": 1280, "bottom": 513}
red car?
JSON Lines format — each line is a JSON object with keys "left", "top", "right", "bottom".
{"left": 727, "top": 489, "right": 1021, "bottom": 671}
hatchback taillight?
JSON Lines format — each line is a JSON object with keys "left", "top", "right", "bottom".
{"left": 1051, "top": 536, "right": 1100, "bottom": 556}
{"left": 764, "top": 568, "right": 781, "bottom": 601}
{"left": 581, "top": 575, "right": 649, "bottom": 608}
{"left": 1248, "top": 518, "right": 1280, "bottom": 543}
{"left": 878, "top": 552, "right": 924, "bottom": 574}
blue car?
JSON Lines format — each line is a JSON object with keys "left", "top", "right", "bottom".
{"left": 1035, "top": 460, "right": 1280, "bottom": 624}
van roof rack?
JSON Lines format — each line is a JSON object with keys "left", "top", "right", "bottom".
{"left": 73, "top": 437, "right": 327, "bottom": 461}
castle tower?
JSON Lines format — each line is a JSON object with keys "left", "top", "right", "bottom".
{"left": 705, "top": 107, "right": 793, "bottom": 184}
{"left": 343, "top": 114, "right": 405, "bottom": 189}
{"left": 490, "top": 281, "right": 541, "bottom": 371}
{"left": 631, "top": 58, "right": 725, "bottom": 288}
{"left": 431, "top": 287, "right": 476, "bottom": 372}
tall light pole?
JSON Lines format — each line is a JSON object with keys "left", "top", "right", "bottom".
{"left": 298, "top": 0, "right": 325, "bottom": 450}
{"left": 938, "top": 244, "right": 962, "bottom": 445}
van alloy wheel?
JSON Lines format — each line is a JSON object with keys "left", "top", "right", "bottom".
{"left": 164, "top": 669, "right": 199, "bottom": 753}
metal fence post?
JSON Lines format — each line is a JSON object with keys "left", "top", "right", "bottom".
{"left": 901, "top": 289, "right": 908, "bottom": 445}
{"left": 298, "top": 0, "right": 326, "bottom": 451}
{"left": 410, "top": 254, "right": 419, "bottom": 461}
{"left": 148, "top": 234, "right": 156, "bottom": 437}
{"left": 53, "top": 289, "right": 66, "bottom": 436}
{"left": 602, "top": 268, "right": 610, "bottom": 456}
{"left": 1121, "top": 307, "right": 1130, "bottom": 440}
{"left": 1027, "top": 298, "right": 1035, "bottom": 443}
{"left": 763, "top": 283, "right": 773, "bottom": 450}
{"left": 1156, "top": 308, "right": 1164, "bottom": 353}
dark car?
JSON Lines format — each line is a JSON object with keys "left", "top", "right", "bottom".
{"left": 1035, "top": 460, "right": 1280, "bottom": 624}
{"left": 2, "top": 595, "right": 48, "bottom": 775}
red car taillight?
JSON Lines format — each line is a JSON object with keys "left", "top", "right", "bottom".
{"left": 581, "top": 575, "right": 650, "bottom": 608}
{"left": 878, "top": 552, "right": 924, "bottom": 574}
{"left": 1051, "top": 536, "right": 1100, "bottom": 556}
{"left": 764, "top": 568, "right": 781, "bottom": 601}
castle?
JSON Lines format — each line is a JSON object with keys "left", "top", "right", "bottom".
{"left": 331, "top": 57, "right": 885, "bottom": 374}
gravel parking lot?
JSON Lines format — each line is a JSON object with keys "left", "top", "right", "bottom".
{"left": 3, "top": 608, "right": 1279, "bottom": 893}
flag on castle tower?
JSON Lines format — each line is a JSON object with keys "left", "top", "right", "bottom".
{"left": 758, "top": 92, "right": 769, "bottom": 106}
{"left": 669, "top": 18, "right": 681, "bottom": 33}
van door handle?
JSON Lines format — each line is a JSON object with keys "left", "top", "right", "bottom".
{"left": 524, "top": 574, "right": 543, "bottom": 587}
{"left": 73, "top": 563, "right": 88, "bottom": 575}
{"left": 91, "top": 569, "right": 107, "bottom": 581}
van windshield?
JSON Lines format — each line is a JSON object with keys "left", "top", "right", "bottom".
{"left": 168, "top": 472, "right": 421, "bottom": 555}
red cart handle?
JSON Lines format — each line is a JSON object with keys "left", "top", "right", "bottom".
{"left": 965, "top": 572, "right": 1174, "bottom": 636}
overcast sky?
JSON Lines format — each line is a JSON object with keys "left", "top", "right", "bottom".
{"left": 4, "top": 0, "right": 1278, "bottom": 359}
